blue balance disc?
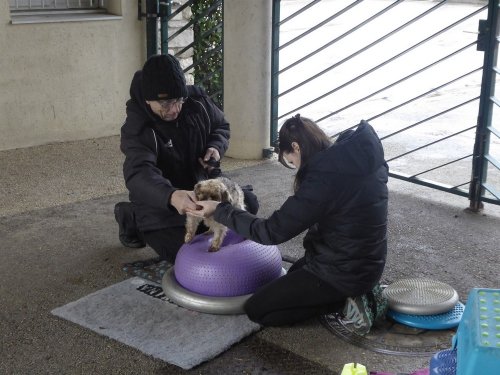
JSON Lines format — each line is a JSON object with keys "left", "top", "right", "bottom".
{"left": 387, "top": 302, "right": 465, "bottom": 330}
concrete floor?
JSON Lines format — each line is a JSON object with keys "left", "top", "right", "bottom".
{"left": 1, "top": 135, "right": 499, "bottom": 374}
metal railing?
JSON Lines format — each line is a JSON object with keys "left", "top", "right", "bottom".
{"left": 469, "top": 0, "right": 500, "bottom": 209}
{"left": 272, "top": 0, "right": 499, "bottom": 210}
{"left": 141, "top": 0, "right": 224, "bottom": 108}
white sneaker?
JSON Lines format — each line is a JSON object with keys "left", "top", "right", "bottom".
{"left": 342, "top": 294, "right": 373, "bottom": 335}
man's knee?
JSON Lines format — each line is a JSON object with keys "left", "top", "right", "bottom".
{"left": 143, "top": 226, "right": 185, "bottom": 263}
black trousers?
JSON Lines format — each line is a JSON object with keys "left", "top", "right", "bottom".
{"left": 143, "top": 225, "right": 196, "bottom": 263}
{"left": 243, "top": 257, "right": 347, "bottom": 326}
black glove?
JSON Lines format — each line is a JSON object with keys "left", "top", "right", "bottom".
{"left": 206, "top": 157, "right": 220, "bottom": 168}
{"left": 207, "top": 157, "right": 222, "bottom": 178}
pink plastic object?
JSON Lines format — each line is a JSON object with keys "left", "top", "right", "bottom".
{"left": 369, "top": 370, "right": 429, "bottom": 375}
{"left": 174, "top": 230, "right": 283, "bottom": 297}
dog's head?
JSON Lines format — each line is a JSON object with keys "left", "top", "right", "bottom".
{"left": 194, "top": 179, "right": 231, "bottom": 204}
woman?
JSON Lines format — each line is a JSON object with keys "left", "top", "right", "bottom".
{"left": 186, "top": 115, "right": 388, "bottom": 331}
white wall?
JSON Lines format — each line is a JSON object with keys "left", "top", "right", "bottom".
{"left": 0, "top": 1, "right": 145, "bottom": 150}
{"left": 0, "top": 0, "right": 273, "bottom": 160}
{"left": 224, "top": 0, "right": 272, "bottom": 160}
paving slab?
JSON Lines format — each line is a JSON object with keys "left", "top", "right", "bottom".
{"left": 1, "top": 136, "right": 499, "bottom": 374}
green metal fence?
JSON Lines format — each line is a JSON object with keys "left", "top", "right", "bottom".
{"left": 140, "top": 0, "right": 500, "bottom": 210}
{"left": 271, "top": 0, "right": 500, "bottom": 210}
{"left": 140, "top": 0, "right": 224, "bottom": 108}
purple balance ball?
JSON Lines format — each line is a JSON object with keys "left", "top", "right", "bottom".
{"left": 175, "top": 230, "right": 283, "bottom": 297}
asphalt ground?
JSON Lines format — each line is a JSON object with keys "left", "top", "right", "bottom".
{"left": 1, "top": 135, "right": 499, "bottom": 374}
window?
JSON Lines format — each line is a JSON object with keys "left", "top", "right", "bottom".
{"left": 10, "top": 1, "right": 105, "bottom": 11}
{"left": 9, "top": 0, "right": 121, "bottom": 24}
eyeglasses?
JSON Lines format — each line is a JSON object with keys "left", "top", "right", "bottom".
{"left": 156, "top": 97, "right": 186, "bottom": 109}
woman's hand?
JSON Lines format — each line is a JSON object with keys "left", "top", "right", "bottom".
{"left": 185, "top": 200, "right": 220, "bottom": 218}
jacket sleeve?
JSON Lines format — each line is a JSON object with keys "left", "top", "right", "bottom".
{"left": 121, "top": 101, "right": 176, "bottom": 210}
{"left": 213, "top": 174, "right": 330, "bottom": 245}
{"left": 202, "top": 97, "right": 230, "bottom": 157}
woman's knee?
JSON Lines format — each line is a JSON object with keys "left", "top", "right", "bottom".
{"left": 243, "top": 293, "right": 288, "bottom": 326}
{"left": 243, "top": 295, "right": 264, "bottom": 324}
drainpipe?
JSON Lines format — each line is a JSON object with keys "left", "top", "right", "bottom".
{"left": 146, "top": 0, "right": 159, "bottom": 58}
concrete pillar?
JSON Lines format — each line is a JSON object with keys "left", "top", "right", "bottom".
{"left": 223, "top": 0, "right": 272, "bottom": 159}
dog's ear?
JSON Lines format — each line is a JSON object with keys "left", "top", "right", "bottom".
{"left": 194, "top": 183, "right": 202, "bottom": 200}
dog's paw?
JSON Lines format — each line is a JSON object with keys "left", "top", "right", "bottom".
{"left": 184, "top": 233, "right": 193, "bottom": 243}
{"left": 208, "top": 245, "right": 220, "bottom": 252}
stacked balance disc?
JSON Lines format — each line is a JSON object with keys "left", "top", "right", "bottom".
{"left": 383, "top": 278, "right": 464, "bottom": 330}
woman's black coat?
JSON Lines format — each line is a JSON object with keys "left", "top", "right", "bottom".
{"left": 120, "top": 71, "right": 230, "bottom": 232}
{"left": 214, "top": 121, "right": 388, "bottom": 296}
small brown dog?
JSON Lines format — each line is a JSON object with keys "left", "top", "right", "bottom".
{"left": 185, "top": 177, "right": 245, "bottom": 252}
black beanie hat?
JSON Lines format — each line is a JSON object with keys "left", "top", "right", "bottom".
{"left": 141, "top": 54, "right": 188, "bottom": 101}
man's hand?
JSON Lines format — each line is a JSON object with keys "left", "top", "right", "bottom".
{"left": 185, "top": 200, "right": 220, "bottom": 218}
{"left": 198, "top": 147, "right": 220, "bottom": 170}
{"left": 169, "top": 190, "right": 197, "bottom": 215}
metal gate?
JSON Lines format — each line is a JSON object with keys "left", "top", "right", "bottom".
{"left": 271, "top": 0, "right": 500, "bottom": 210}
{"left": 140, "top": 0, "right": 224, "bottom": 108}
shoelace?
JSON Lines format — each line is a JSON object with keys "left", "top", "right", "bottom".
{"left": 344, "top": 299, "right": 369, "bottom": 329}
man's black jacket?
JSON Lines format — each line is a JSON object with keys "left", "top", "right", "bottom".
{"left": 214, "top": 121, "right": 388, "bottom": 296}
{"left": 120, "top": 71, "right": 230, "bottom": 231}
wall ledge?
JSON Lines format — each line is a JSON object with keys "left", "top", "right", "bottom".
{"left": 10, "top": 10, "right": 122, "bottom": 25}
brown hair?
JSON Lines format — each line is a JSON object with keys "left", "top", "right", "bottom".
{"left": 275, "top": 114, "right": 332, "bottom": 191}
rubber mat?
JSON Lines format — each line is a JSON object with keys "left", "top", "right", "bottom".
{"left": 51, "top": 277, "right": 260, "bottom": 369}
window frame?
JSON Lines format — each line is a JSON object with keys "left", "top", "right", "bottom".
{"left": 9, "top": 0, "right": 122, "bottom": 25}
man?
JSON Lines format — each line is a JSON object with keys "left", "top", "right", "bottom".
{"left": 115, "top": 54, "right": 257, "bottom": 263}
